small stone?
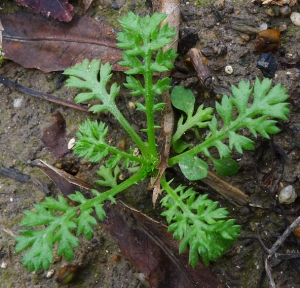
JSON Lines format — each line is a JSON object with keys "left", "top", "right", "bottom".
{"left": 256, "top": 52, "right": 277, "bottom": 78}
{"left": 128, "top": 101, "right": 136, "bottom": 110}
{"left": 117, "top": 139, "right": 126, "bottom": 151}
{"left": 225, "top": 65, "right": 233, "bottom": 74}
{"left": 258, "top": 23, "right": 268, "bottom": 31}
{"left": 13, "top": 98, "right": 23, "bottom": 108}
{"left": 0, "top": 261, "right": 8, "bottom": 269}
{"left": 68, "top": 138, "right": 76, "bottom": 150}
{"left": 119, "top": 173, "right": 126, "bottom": 181}
{"left": 214, "top": 0, "right": 225, "bottom": 10}
{"left": 266, "top": 8, "right": 275, "bottom": 17}
{"left": 290, "top": 12, "right": 300, "bottom": 26}
{"left": 45, "top": 269, "right": 55, "bottom": 278}
{"left": 280, "top": 5, "right": 291, "bottom": 17}
{"left": 278, "top": 185, "right": 297, "bottom": 204}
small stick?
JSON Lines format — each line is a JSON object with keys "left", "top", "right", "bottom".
{"left": 256, "top": 216, "right": 300, "bottom": 256}
{"left": 188, "top": 48, "right": 212, "bottom": 86}
{"left": 274, "top": 252, "right": 300, "bottom": 260}
{"left": 264, "top": 257, "right": 276, "bottom": 288}
{"left": 256, "top": 217, "right": 300, "bottom": 286}
{"left": 268, "top": 216, "right": 300, "bottom": 257}
{"left": 0, "top": 224, "right": 17, "bottom": 237}
{"left": 0, "top": 76, "right": 89, "bottom": 112}
{"left": 200, "top": 171, "right": 249, "bottom": 206}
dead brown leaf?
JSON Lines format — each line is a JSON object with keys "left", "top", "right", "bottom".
{"left": 1, "top": 12, "right": 124, "bottom": 72}
{"left": 102, "top": 201, "right": 223, "bottom": 288}
{"left": 32, "top": 159, "right": 93, "bottom": 197}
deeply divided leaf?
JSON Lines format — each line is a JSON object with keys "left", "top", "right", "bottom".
{"left": 161, "top": 183, "right": 240, "bottom": 267}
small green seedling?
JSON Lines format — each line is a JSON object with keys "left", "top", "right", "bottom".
{"left": 15, "top": 12, "right": 290, "bottom": 272}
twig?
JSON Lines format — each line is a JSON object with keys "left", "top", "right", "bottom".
{"left": 0, "top": 224, "right": 17, "bottom": 237}
{"left": 0, "top": 76, "right": 89, "bottom": 112}
{"left": 267, "top": 216, "right": 300, "bottom": 257}
{"left": 256, "top": 217, "right": 300, "bottom": 256}
{"left": 274, "top": 252, "right": 300, "bottom": 260}
{"left": 188, "top": 48, "right": 212, "bottom": 86}
{"left": 256, "top": 216, "right": 300, "bottom": 286}
{"left": 264, "top": 257, "right": 276, "bottom": 288}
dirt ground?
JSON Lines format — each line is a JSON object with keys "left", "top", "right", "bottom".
{"left": 1, "top": 0, "right": 300, "bottom": 287}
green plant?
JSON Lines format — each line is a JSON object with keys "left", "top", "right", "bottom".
{"left": 15, "top": 12, "right": 290, "bottom": 272}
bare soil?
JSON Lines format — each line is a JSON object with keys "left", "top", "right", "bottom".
{"left": 1, "top": 0, "right": 300, "bottom": 287}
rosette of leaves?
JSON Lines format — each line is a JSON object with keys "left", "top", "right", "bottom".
{"left": 15, "top": 11, "right": 290, "bottom": 274}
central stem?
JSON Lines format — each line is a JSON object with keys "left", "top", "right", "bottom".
{"left": 144, "top": 53, "right": 158, "bottom": 158}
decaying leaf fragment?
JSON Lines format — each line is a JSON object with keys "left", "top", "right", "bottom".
{"left": 16, "top": 0, "right": 74, "bottom": 22}
{"left": 41, "top": 112, "right": 69, "bottom": 158}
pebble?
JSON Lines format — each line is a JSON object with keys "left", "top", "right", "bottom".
{"left": 214, "top": 0, "right": 225, "bottom": 10}
{"left": 128, "top": 101, "right": 136, "bottom": 110}
{"left": 258, "top": 23, "right": 268, "bottom": 31}
{"left": 278, "top": 185, "right": 297, "bottom": 204}
{"left": 45, "top": 269, "right": 55, "bottom": 278}
{"left": 225, "top": 65, "right": 233, "bottom": 74}
{"left": 67, "top": 138, "right": 76, "bottom": 149}
{"left": 280, "top": 5, "right": 291, "bottom": 17}
{"left": 266, "top": 8, "right": 275, "bottom": 17}
{"left": 13, "top": 98, "right": 23, "bottom": 108}
{"left": 290, "top": 12, "right": 300, "bottom": 26}
{"left": 0, "top": 261, "right": 8, "bottom": 269}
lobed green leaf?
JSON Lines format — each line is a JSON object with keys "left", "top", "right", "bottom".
{"left": 161, "top": 184, "right": 240, "bottom": 267}
{"left": 95, "top": 165, "right": 120, "bottom": 187}
{"left": 76, "top": 208, "right": 98, "bottom": 240}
